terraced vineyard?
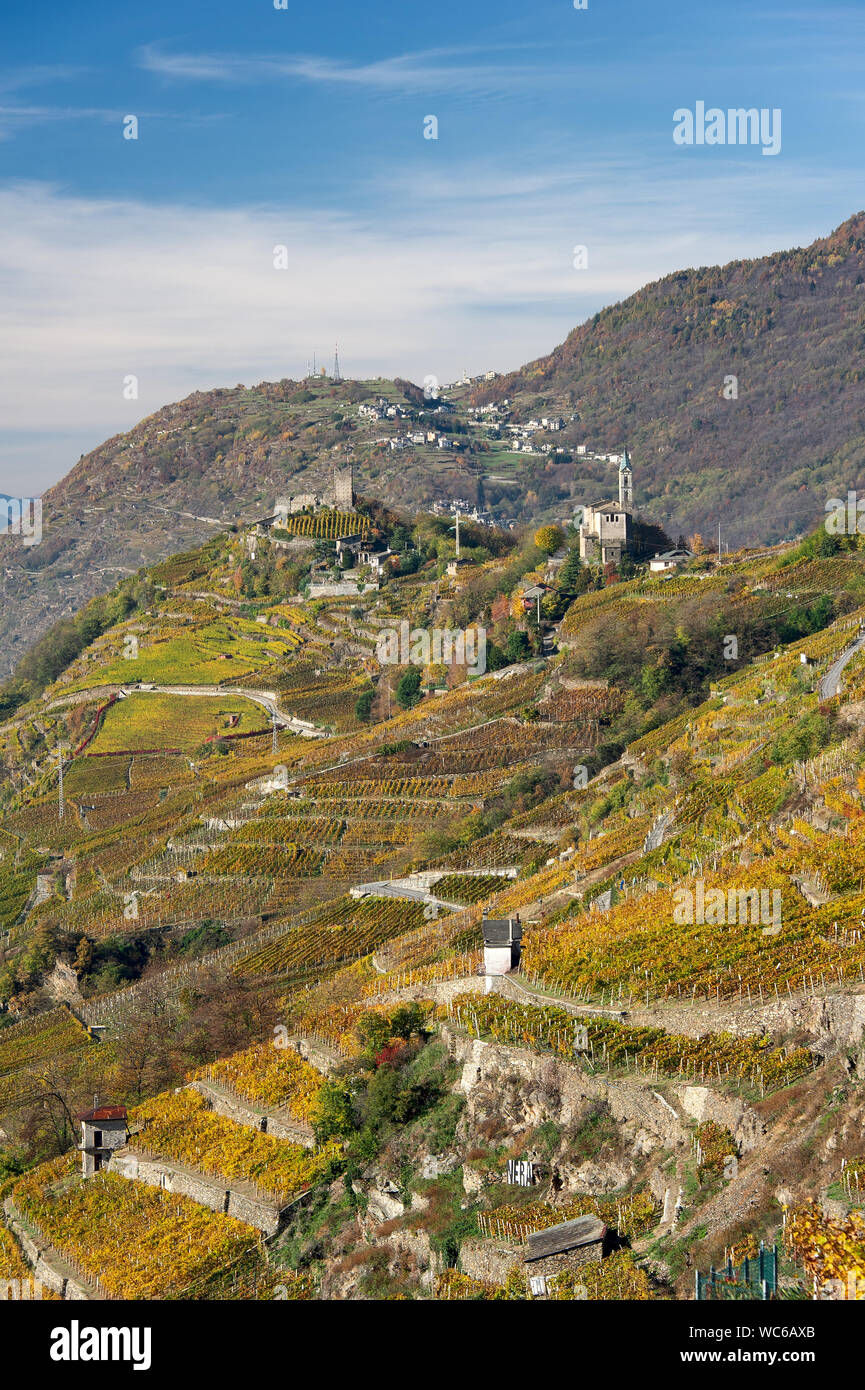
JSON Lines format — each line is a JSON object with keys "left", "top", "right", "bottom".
{"left": 234, "top": 896, "right": 434, "bottom": 977}
{"left": 12, "top": 1155, "right": 260, "bottom": 1300}
{"left": 5, "top": 502, "right": 865, "bottom": 1311}
{"left": 478, "top": 1191, "right": 658, "bottom": 1242}
{"left": 193, "top": 1044, "right": 322, "bottom": 1119}
{"left": 131, "top": 1089, "right": 337, "bottom": 1202}
{"left": 444, "top": 993, "right": 815, "bottom": 1092}
{"left": 88, "top": 694, "right": 270, "bottom": 754}
{"left": 272, "top": 510, "right": 370, "bottom": 539}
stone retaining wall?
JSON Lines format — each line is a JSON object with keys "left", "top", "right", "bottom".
{"left": 108, "top": 1148, "right": 284, "bottom": 1237}
{"left": 439, "top": 1023, "right": 765, "bottom": 1155}
{"left": 459, "top": 1236, "right": 522, "bottom": 1285}
{"left": 2, "top": 1198, "right": 95, "bottom": 1300}
{"left": 188, "top": 1081, "right": 315, "bottom": 1147}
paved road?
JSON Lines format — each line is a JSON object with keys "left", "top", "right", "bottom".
{"left": 819, "top": 634, "right": 865, "bottom": 700}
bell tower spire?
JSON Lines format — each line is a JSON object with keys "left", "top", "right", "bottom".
{"left": 618, "top": 447, "right": 633, "bottom": 511}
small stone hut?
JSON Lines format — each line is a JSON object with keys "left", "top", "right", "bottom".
{"left": 523, "top": 1215, "right": 607, "bottom": 1279}
{"left": 78, "top": 1103, "right": 128, "bottom": 1178}
{"left": 482, "top": 915, "right": 522, "bottom": 975}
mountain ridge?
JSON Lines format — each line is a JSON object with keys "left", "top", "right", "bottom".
{"left": 4, "top": 212, "right": 865, "bottom": 671}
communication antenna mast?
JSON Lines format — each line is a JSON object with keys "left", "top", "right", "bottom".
{"left": 333, "top": 343, "right": 341, "bottom": 382}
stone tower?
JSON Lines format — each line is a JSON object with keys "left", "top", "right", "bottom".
{"left": 332, "top": 464, "right": 354, "bottom": 510}
{"left": 618, "top": 448, "right": 633, "bottom": 511}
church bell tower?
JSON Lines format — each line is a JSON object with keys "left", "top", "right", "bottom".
{"left": 618, "top": 448, "right": 633, "bottom": 511}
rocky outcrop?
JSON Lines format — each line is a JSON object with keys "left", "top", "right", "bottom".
{"left": 440, "top": 1024, "right": 766, "bottom": 1177}
{"left": 445, "top": 1025, "right": 688, "bottom": 1151}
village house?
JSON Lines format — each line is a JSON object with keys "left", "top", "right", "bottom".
{"left": 336, "top": 536, "right": 392, "bottom": 575}
{"left": 356, "top": 544, "right": 392, "bottom": 577}
{"left": 520, "top": 582, "right": 550, "bottom": 614}
{"left": 79, "top": 1103, "right": 128, "bottom": 1178}
{"left": 649, "top": 547, "right": 693, "bottom": 573}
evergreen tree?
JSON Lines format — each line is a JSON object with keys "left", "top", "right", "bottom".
{"left": 556, "top": 546, "right": 590, "bottom": 601}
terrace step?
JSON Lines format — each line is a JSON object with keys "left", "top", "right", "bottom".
{"left": 2, "top": 1197, "right": 98, "bottom": 1300}
{"left": 108, "top": 1147, "right": 302, "bottom": 1237}
{"left": 188, "top": 1079, "right": 315, "bottom": 1147}
{"left": 790, "top": 875, "right": 833, "bottom": 907}
{"left": 289, "top": 1033, "right": 344, "bottom": 1075}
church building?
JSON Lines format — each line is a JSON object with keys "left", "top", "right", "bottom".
{"left": 578, "top": 449, "right": 634, "bottom": 565}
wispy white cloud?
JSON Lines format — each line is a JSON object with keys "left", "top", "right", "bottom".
{"left": 136, "top": 40, "right": 592, "bottom": 96}
{"left": 0, "top": 64, "right": 91, "bottom": 94}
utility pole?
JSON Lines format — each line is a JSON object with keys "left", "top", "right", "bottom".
{"left": 450, "top": 509, "right": 461, "bottom": 558}
{"left": 55, "top": 743, "right": 67, "bottom": 821}
{"left": 272, "top": 710, "right": 278, "bottom": 757}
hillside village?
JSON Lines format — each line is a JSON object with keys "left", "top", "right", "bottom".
{"left": 7, "top": 212, "right": 865, "bottom": 683}
{"left": 2, "top": 484, "right": 865, "bottom": 1303}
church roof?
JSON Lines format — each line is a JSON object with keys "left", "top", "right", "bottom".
{"left": 619, "top": 448, "right": 631, "bottom": 471}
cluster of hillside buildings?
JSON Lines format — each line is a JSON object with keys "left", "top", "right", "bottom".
{"left": 445, "top": 369, "right": 499, "bottom": 388}
{"left": 357, "top": 398, "right": 408, "bottom": 422}
{"left": 357, "top": 395, "right": 455, "bottom": 423}
{"left": 357, "top": 395, "right": 464, "bottom": 454}
{"left": 429, "top": 499, "right": 494, "bottom": 526}
{"left": 384, "top": 431, "right": 461, "bottom": 453}
{"left": 253, "top": 443, "right": 689, "bottom": 579}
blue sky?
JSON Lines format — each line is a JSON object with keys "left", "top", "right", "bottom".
{"left": 1, "top": 0, "right": 863, "bottom": 495}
